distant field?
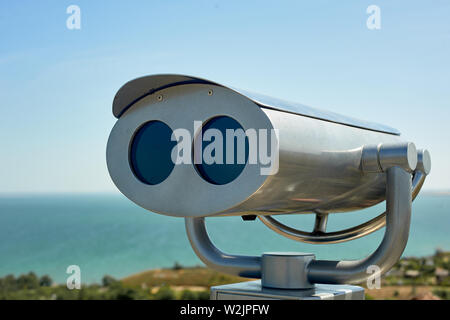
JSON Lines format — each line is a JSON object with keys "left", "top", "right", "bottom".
{"left": 122, "top": 265, "right": 449, "bottom": 300}
{"left": 122, "top": 266, "right": 248, "bottom": 288}
{"left": 364, "top": 285, "right": 444, "bottom": 300}
{"left": 1, "top": 253, "right": 448, "bottom": 300}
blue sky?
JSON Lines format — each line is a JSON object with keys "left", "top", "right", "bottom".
{"left": 0, "top": 0, "right": 449, "bottom": 192}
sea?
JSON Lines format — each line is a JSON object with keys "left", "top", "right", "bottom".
{"left": 0, "top": 193, "right": 448, "bottom": 284}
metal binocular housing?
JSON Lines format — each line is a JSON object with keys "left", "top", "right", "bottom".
{"left": 107, "top": 74, "right": 431, "bottom": 289}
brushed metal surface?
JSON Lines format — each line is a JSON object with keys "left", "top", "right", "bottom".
{"left": 261, "top": 253, "right": 315, "bottom": 289}
{"left": 107, "top": 84, "right": 271, "bottom": 217}
{"left": 107, "top": 74, "right": 430, "bottom": 289}
{"left": 307, "top": 166, "right": 412, "bottom": 284}
{"left": 227, "top": 108, "right": 401, "bottom": 216}
{"left": 257, "top": 149, "right": 429, "bottom": 244}
{"left": 112, "top": 74, "right": 400, "bottom": 135}
{"left": 185, "top": 217, "right": 262, "bottom": 278}
{"left": 108, "top": 81, "right": 404, "bottom": 217}
{"left": 185, "top": 166, "right": 414, "bottom": 286}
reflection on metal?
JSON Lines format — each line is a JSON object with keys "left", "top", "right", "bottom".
{"left": 262, "top": 253, "right": 315, "bottom": 289}
{"left": 112, "top": 74, "right": 400, "bottom": 135}
{"left": 307, "top": 166, "right": 412, "bottom": 284}
{"left": 312, "top": 212, "right": 329, "bottom": 234}
{"left": 108, "top": 74, "right": 432, "bottom": 292}
{"left": 234, "top": 88, "right": 400, "bottom": 135}
{"left": 185, "top": 217, "right": 262, "bottom": 278}
{"left": 185, "top": 144, "right": 430, "bottom": 287}
{"left": 109, "top": 82, "right": 406, "bottom": 218}
{"left": 258, "top": 149, "right": 429, "bottom": 244}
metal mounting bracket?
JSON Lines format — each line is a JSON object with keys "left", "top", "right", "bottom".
{"left": 184, "top": 143, "right": 430, "bottom": 288}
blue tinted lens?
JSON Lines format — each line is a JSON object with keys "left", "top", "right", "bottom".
{"left": 195, "top": 116, "right": 249, "bottom": 185}
{"left": 130, "top": 121, "right": 177, "bottom": 185}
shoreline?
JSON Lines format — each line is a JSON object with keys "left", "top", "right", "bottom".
{"left": 1, "top": 251, "right": 448, "bottom": 300}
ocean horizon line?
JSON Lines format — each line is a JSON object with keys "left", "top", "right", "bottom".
{"left": 0, "top": 189, "right": 450, "bottom": 197}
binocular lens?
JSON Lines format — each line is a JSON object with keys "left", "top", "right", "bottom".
{"left": 195, "top": 116, "right": 249, "bottom": 185}
{"left": 129, "top": 120, "right": 177, "bottom": 185}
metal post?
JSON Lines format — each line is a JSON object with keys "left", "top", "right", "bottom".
{"left": 307, "top": 166, "right": 412, "bottom": 284}
{"left": 185, "top": 217, "right": 261, "bottom": 278}
{"left": 184, "top": 143, "right": 421, "bottom": 289}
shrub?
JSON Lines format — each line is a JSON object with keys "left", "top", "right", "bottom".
{"left": 102, "top": 275, "right": 118, "bottom": 287}
{"left": 154, "top": 285, "right": 175, "bottom": 300}
{"left": 196, "top": 290, "right": 210, "bottom": 300}
{"left": 433, "top": 289, "right": 450, "bottom": 300}
{"left": 180, "top": 289, "right": 196, "bottom": 300}
{"left": 39, "top": 275, "right": 52, "bottom": 287}
{"left": 173, "top": 262, "right": 183, "bottom": 270}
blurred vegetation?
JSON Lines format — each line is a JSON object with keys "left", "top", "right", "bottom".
{"left": 0, "top": 272, "right": 211, "bottom": 300}
{"left": 0, "top": 252, "right": 448, "bottom": 300}
{"left": 0, "top": 263, "right": 244, "bottom": 300}
{"left": 362, "top": 250, "right": 450, "bottom": 300}
{"left": 383, "top": 250, "right": 450, "bottom": 287}
{"left": 433, "top": 289, "right": 450, "bottom": 300}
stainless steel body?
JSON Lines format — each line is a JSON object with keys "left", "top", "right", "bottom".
{"left": 107, "top": 74, "right": 404, "bottom": 218}
{"left": 230, "top": 108, "right": 401, "bottom": 216}
{"left": 107, "top": 74, "right": 431, "bottom": 291}
{"left": 258, "top": 158, "right": 427, "bottom": 244}
{"left": 262, "top": 253, "right": 315, "bottom": 289}
{"left": 307, "top": 166, "right": 412, "bottom": 284}
{"left": 185, "top": 143, "right": 430, "bottom": 287}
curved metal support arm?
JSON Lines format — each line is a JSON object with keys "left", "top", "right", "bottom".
{"left": 184, "top": 145, "right": 429, "bottom": 286}
{"left": 185, "top": 217, "right": 261, "bottom": 278}
{"left": 307, "top": 166, "right": 412, "bottom": 284}
{"left": 258, "top": 170, "right": 425, "bottom": 244}
{"left": 185, "top": 166, "right": 413, "bottom": 285}
{"left": 258, "top": 148, "right": 429, "bottom": 244}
